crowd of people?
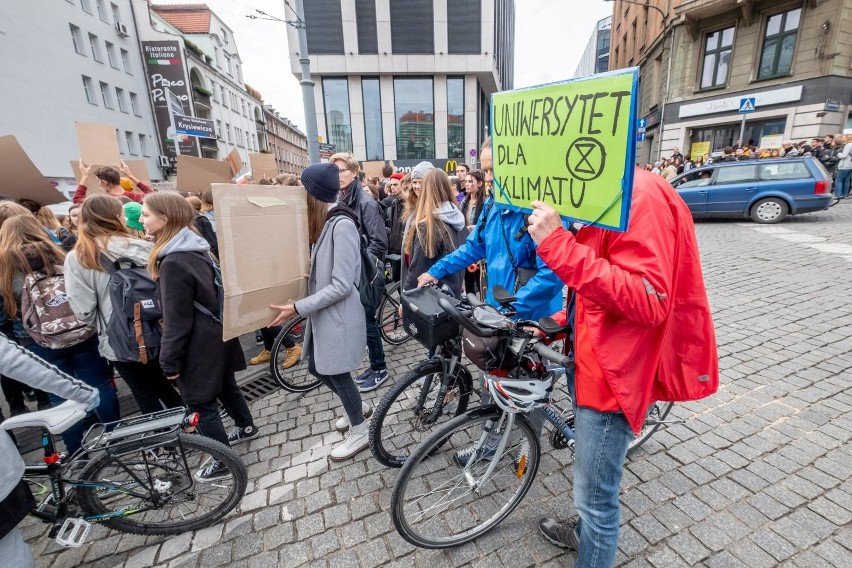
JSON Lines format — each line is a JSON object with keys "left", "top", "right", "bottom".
{"left": 642, "top": 134, "right": 852, "bottom": 198}
{"left": 1, "top": 134, "right": 722, "bottom": 567}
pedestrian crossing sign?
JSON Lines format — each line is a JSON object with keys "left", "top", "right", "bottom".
{"left": 739, "top": 97, "right": 756, "bottom": 113}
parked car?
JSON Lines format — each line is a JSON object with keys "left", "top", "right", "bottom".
{"left": 669, "top": 157, "right": 834, "bottom": 223}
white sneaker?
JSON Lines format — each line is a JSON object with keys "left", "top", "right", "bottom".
{"left": 335, "top": 403, "right": 372, "bottom": 432}
{"left": 330, "top": 421, "right": 369, "bottom": 461}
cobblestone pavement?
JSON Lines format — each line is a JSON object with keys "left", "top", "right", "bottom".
{"left": 21, "top": 203, "right": 852, "bottom": 568}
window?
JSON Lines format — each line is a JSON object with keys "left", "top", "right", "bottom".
{"left": 390, "top": 0, "right": 434, "bottom": 54}
{"left": 224, "top": 54, "right": 232, "bottom": 76}
{"left": 700, "top": 27, "right": 734, "bottom": 89}
{"left": 89, "top": 33, "right": 102, "bottom": 62}
{"left": 322, "top": 78, "right": 353, "bottom": 153}
{"left": 447, "top": 0, "right": 480, "bottom": 54}
{"left": 714, "top": 165, "right": 756, "bottom": 185}
{"left": 242, "top": 100, "right": 248, "bottom": 117}
{"left": 125, "top": 131, "right": 136, "bottom": 155}
{"left": 304, "top": 0, "right": 344, "bottom": 54}
{"left": 116, "top": 129, "right": 123, "bottom": 154}
{"left": 225, "top": 123, "right": 232, "bottom": 143}
{"left": 70, "top": 25, "right": 84, "bottom": 55}
{"left": 232, "top": 92, "right": 239, "bottom": 109}
{"left": 120, "top": 48, "right": 131, "bottom": 73}
{"left": 447, "top": 77, "right": 464, "bottom": 159}
{"left": 96, "top": 0, "right": 108, "bottom": 22}
{"left": 216, "top": 120, "right": 223, "bottom": 139}
{"left": 355, "top": 0, "right": 378, "bottom": 54}
{"left": 110, "top": 2, "right": 120, "bottom": 23}
{"left": 115, "top": 87, "right": 127, "bottom": 112}
{"left": 99, "top": 81, "right": 113, "bottom": 108}
{"left": 139, "top": 134, "right": 149, "bottom": 156}
{"left": 758, "top": 8, "right": 801, "bottom": 79}
{"left": 222, "top": 89, "right": 228, "bottom": 108}
{"left": 362, "top": 78, "right": 383, "bottom": 160}
{"left": 211, "top": 82, "right": 219, "bottom": 102}
{"left": 220, "top": 28, "right": 229, "bottom": 44}
{"left": 81, "top": 0, "right": 92, "bottom": 13}
{"left": 394, "top": 78, "right": 434, "bottom": 160}
{"left": 82, "top": 76, "right": 97, "bottom": 105}
{"left": 235, "top": 62, "right": 242, "bottom": 82}
{"left": 129, "top": 92, "right": 140, "bottom": 115}
{"left": 213, "top": 46, "right": 221, "bottom": 68}
{"left": 105, "top": 41, "right": 118, "bottom": 67}
{"left": 759, "top": 161, "right": 810, "bottom": 181}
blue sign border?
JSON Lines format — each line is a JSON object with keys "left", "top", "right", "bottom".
{"left": 489, "top": 67, "right": 639, "bottom": 233}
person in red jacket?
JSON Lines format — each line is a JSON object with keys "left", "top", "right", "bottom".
{"left": 73, "top": 161, "right": 153, "bottom": 204}
{"left": 527, "top": 168, "right": 718, "bottom": 567}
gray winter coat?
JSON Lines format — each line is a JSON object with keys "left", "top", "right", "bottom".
{"left": 294, "top": 207, "right": 366, "bottom": 376}
{"left": 64, "top": 236, "right": 153, "bottom": 361}
{"left": 0, "top": 335, "right": 99, "bottom": 502}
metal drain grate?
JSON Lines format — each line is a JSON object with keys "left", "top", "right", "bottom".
{"left": 239, "top": 374, "right": 280, "bottom": 403}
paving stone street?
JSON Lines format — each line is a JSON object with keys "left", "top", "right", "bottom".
{"left": 19, "top": 203, "right": 852, "bottom": 568}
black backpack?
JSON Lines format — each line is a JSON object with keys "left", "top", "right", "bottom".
{"left": 192, "top": 252, "right": 225, "bottom": 325}
{"left": 100, "top": 254, "right": 162, "bottom": 364}
{"left": 357, "top": 233, "right": 385, "bottom": 312}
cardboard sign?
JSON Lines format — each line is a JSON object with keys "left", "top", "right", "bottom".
{"left": 75, "top": 122, "right": 122, "bottom": 167}
{"left": 225, "top": 148, "right": 243, "bottom": 177}
{"left": 0, "top": 136, "right": 67, "bottom": 206}
{"left": 491, "top": 69, "right": 639, "bottom": 232}
{"left": 176, "top": 155, "right": 232, "bottom": 193}
{"left": 70, "top": 160, "right": 152, "bottom": 195}
{"left": 689, "top": 141, "right": 711, "bottom": 161}
{"left": 759, "top": 134, "right": 783, "bottom": 150}
{"left": 249, "top": 153, "right": 278, "bottom": 180}
{"left": 211, "top": 184, "right": 310, "bottom": 340}
{"left": 361, "top": 161, "right": 386, "bottom": 179}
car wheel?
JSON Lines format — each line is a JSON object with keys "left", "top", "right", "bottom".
{"left": 750, "top": 197, "right": 788, "bottom": 224}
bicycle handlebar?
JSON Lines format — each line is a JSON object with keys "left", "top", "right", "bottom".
{"left": 437, "top": 297, "right": 495, "bottom": 338}
{"left": 533, "top": 342, "right": 572, "bottom": 368}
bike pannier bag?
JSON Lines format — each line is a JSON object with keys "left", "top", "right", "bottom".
{"left": 401, "top": 286, "right": 459, "bottom": 349}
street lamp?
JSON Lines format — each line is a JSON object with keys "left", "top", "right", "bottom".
{"left": 603, "top": 0, "right": 673, "bottom": 162}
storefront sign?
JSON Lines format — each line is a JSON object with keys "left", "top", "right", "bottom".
{"left": 142, "top": 41, "right": 199, "bottom": 166}
{"left": 490, "top": 69, "right": 639, "bottom": 232}
{"left": 690, "top": 141, "right": 710, "bottom": 160}
{"left": 678, "top": 86, "right": 802, "bottom": 119}
{"left": 174, "top": 114, "right": 216, "bottom": 139}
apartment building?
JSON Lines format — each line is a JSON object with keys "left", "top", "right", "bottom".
{"left": 261, "top": 106, "right": 309, "bottom": 175}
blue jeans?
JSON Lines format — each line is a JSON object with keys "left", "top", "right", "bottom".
{"left": 836, "top": 168, "right": 852, "bottom": 198}
{"left": 566, "top": 369, "right": 634, "bottom": 568}
{"left": 364, "top": 306, "right": 386, "bottom": 371}
{"left": 26, "top": 336, "right": 120, "bottom": 454}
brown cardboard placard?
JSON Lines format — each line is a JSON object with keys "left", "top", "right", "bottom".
{"left": 176, "top": 155, "right": 232, "bottom": 193}
{"left": 75, "top": 122, "right": 121, "bottom": 167}
{"left": 70, "top": 160, "right": 152, "bottom": 195}
{"left": 361, "top": 160, "right": 386, "bottom": 180}
{"left": 0, "top": 136, "right": 68, "bottom": 206}
{"left": 249, "top": 153, "right": 278, "bottom": 180}
{"left": 225, "top": 148, "right": 243, "bottom": 177}
{"left": 211, "top": 184, "right": 310, "bottom": 341}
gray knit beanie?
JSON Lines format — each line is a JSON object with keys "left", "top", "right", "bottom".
{"left": 411, "top": 161, "right": 435, "bottom": 180}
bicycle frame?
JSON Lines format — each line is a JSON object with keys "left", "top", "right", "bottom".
{"left": 417, "top": 341, "right": 466, "bottom": 425}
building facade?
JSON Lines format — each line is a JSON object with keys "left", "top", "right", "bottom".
{"left": 574, "top": 16, "right": 612, "bottom": 78}
{"left": 609, "top": 0, "right": 852, "bottom": 164}
{"left": 261, "top": 106, "right": 309, "bottom": 175}
{"left": 285, "top": 0, "right": 515, "bottom": 168}
{"left": 0, "top": 0, "right": 162, "bottom": 195}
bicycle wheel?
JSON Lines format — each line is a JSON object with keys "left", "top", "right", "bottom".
{"left": 379, "top": 281, "right": 411, "bottom": 345}
{"left": 270, "top": 316, "right": 320, "bottom": 393}
{"left": 391, "top": 407, "right": 540, "bottom": 548}
{"left": 370, "top": 358, "right": 474, "bottom": 468}
{"left": 78, "top": 433, "right": 247, "bottom": 535}
{"left": 627, "top": 402, "right": 673, "bottom": 456}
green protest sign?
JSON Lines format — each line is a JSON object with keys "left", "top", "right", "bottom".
{"left": 491, "top": 68, "right": 639, "bottom": 232}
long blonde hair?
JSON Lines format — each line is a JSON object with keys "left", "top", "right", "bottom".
{"left": 0, "top": 202, "right": 34, "bottom": 230}
{"left": 37, "top": 207, "right": 61, "bottom": 232}
{"left": 144, "top": 192, "right": 196, "bottom": 279}
{"left": 404, "top": 169, "right": 454, "bottom": 258}
{"left": 75, "top": 195, "right": 132, "bottom": 271}
{"left": 0, "top": 215, "right": 65, "bottom": 318}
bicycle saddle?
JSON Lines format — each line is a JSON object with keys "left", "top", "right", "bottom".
{"left": 539, "top": 317, "right": 570, "bottom": 336}
{"left": 1, "top": 400, "right": 89, "bottom": 434}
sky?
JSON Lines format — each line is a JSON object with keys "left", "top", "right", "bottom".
{"left": 165, "top": 0, "right": 614, "bottom": 132}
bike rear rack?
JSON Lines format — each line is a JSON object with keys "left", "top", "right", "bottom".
{"left": 82, "top": 407, "right": 186, "bottom": 457}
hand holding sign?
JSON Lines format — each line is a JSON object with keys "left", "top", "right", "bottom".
{"left": 491, "top": 69, "right": 639, "bottom": 232}
{"left": 79, "top": 161, "right": 93, "bottom": 182}
{"left": 528, "top": 201, "right": 564, "bottom": 245}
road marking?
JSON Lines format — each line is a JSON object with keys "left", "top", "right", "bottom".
{"left": 806, "top": 242, "right": 852, "bottom": 254}
{"left": 740, "top": 225, "right": 852, "bottom": 261}
{"left": 776, "top": 233, "right": 826, "bottom": 243}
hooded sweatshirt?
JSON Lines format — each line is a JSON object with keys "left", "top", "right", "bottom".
{"left": 402, "top": 202, "right": 468, "bottom": 294}
{"left": 65, "top": 235, "right": 153, "bottom": 361}
{"left": 158, "top": 226, "right": 210, "bottom": 259}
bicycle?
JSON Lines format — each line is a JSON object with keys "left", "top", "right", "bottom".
{"left": 2, "top": 401, "right": 247, "bottom": 547}
{"left": 270, "top": 256, "right": 411, "bottom": 393}
{"left": 389, "top": 294, "right": 677, "bottom": 548}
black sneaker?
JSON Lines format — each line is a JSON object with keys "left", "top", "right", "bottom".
{"left": 254, "top": 330, "right": 264, "bottom": 345}
{"left": 227, "top": 425, "right": 259, "bottom": 445}
{"left": 354, "top": 368, "right": 374, "bottom": 385}
{"left": 539, "top": 517, "right": 580, "bottom": 550}
{"left": 194, "top": 459, "right": 232, "bottom": 482}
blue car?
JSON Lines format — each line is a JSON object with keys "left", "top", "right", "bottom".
{"left": 669, "top": 157, "right": 834, "bottom": 223}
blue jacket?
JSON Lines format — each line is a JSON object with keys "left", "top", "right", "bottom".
{"left": 427, "top": 197, "right": 564, "bottom": 320}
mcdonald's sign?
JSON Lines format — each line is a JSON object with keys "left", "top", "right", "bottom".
{"left": 444, "top": 160, "right": 458, "bottom": 174}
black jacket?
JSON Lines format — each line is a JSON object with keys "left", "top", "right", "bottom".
{"left": 194, "top": 214, "right": 219, "bottom": 259}
{"left": 341, "top": 179, "right": 388, "bottom": 260}
{"left": 157, "top": 229, "right": 245, "bottom": 405}
{"left": 402, "top": 219, "right": 468, "bottom": 296}
{"left": 382, "top": 195, "right": 405, "bottom": 255}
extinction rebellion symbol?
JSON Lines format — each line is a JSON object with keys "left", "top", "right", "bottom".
{"left": 565, "top": 137, "right": 607, "bottom": 182}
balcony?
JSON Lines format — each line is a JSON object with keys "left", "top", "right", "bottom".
{"left": 192, "top": 85, "right": 212, "bottom": 110}
{"left": 676, "top": 0, "right": 756, "bottom": 39}
{"left": 199, "top": 137, "right": 219, "bottom": 155}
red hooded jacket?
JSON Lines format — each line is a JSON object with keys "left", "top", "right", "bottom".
{"left": 538, "top": 169, "right": 718, "bottom": 433}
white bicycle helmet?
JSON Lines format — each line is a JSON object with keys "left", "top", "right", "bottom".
{"left": 484, "top": 372, "right": 554, "bottom": 414}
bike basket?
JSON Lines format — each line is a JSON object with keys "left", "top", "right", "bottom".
{"left": 401, "top": 286, "right": 460, "bottom": 349}
{"left": 82, "top": 407, "right": 186, "bottom": 456}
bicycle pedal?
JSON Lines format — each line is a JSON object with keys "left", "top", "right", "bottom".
{"left": 55, "top": 517, "right": 92, "bottom": 547}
